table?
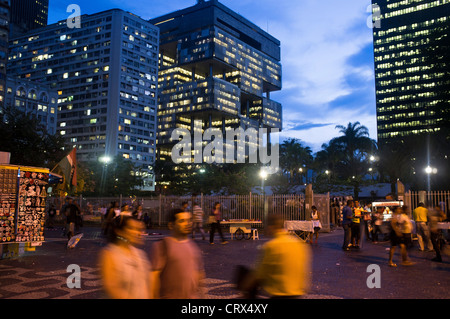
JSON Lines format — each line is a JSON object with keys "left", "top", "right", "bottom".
{"left": 284, "top": 220, "right": 314, "bottom": 242}
{"left": 220, "top": 220, "right": 262, "bottom": 240}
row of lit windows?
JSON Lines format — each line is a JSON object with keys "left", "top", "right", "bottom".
{"left": 375, "top": 64, "right": 435, "bottom": 78}
{"left": 376, "top": 81, "right": 439, "bottom": 94}
{"left": 379, "top": 127, "right": 441, "bottom": 139}
{"left": 378, "top": 110, "right": 435, "bottom": 121}
{"left": 70, "top": 135, "right": 106, "bottom": 143}
{"left": 374, "top": 17, "right": 448, "bottom": 39}
{"left": 118, "top": 125, "right": 153, "bottom": 138}
{"left": 378, "top": 91, "right": 439, "bottom": 104}
{"left": 383, "top": 0, "right": 450, "bottom": 19}
{"left": 378, "top": 118, "right": 440, "bottom": 129}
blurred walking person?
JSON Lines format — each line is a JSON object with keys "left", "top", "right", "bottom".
{"left": 388, "top": 206, "right": 414, "bottom": 267}
{"left": 371, "top": 206, "right": 384, "bottom": 243}
{"left": 102, "top": 201, "right": 118, "bottom": 236}
{"left": 241, "top": 214, "right": 311, "bottom": 298}
{"left": 413, "top": 203, "right": 433, "bottom": 251}
{"left": 99, "top": 215, "right": 153, "bottom": 299}
{"left": 342, "top": 200, "right": 354, "bottom": 251}
{"left": 151, "top": 208, "right": 205, "bottom": 299}
{"left": 429, "top": 205, "right": 446, "bottom": 262}
{"left": 192, "top": 202, "right": 206, "bottom": 240}
{"left": 62, "top": 197, "right": 80, "bottom": 242}
{"left": 209, "top": 202, "right": 228, "bottom": 245}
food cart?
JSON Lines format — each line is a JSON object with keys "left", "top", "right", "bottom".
{"left": 371, "top": 200, "right": 404, "bottom": 241}
{"left": 0, "top": 164, "right": 58, "bottom": 259}
{"left": 372, "top": 200, "right": 404, "bottom": 220}
{"left": 220, "top": 219, "right": 262, "bottom": 240}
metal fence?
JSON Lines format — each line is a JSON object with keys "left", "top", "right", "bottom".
{"left": 152, "top": 193, "right": 307, "bottom": 227}
{"left": 49, "top": 193, "right": 309, "bottom": 228}
{"left": 406, "top": 190, "right": 450, "bottom": 213}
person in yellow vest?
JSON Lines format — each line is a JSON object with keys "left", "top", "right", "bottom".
{"left": 351, "top": 201, "right": 363, "bottom": 249}
{"left": 412, "top": 203, "right": 433, "bottom": 251}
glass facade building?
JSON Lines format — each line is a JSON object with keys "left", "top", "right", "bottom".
{"left": 7, "top": 9, "right": 159, "bottom": 190}
{"left": 372, "top": 0, "right": 450, "bottom": 143}
{"left": 0, "top": 0, "right": 9, "bottom": 112}
{"left": 149, "top": 0, "right": 282, "bottom": 162}
{"left": 9, "top": 0, "right": 49, "bottom": 36}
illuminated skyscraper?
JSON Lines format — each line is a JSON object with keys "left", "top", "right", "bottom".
{"left": 149, "top": 0, "right": 282, "bottom": 163}
{"left": 372, "top": 0, "right": 450, "bottom": 143}
{"left": 9, "top": 0, "right": 48, "bottom": 36}
{"left": 8, "top": 9, "right": 159, "bottom": 190}
{"left": 0, "top": 0, "right": 9, "bottom": 112}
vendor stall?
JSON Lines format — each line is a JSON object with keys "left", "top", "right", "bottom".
{"left": 284, "top": 220, "right": 314, "bottom": 243}
{"left": 220, "top": 219, "right": 262, "bottom": 240}
{"left": 0, "top": 164, "right": 58, "bottom": 259}
{"left": 372, "top": 200, "right": 404, "bottom": 221}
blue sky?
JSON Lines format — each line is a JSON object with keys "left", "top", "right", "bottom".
{"left": 48, "top": 0, "right": 377, "bottom": 152}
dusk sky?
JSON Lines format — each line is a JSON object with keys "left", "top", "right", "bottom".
{"left": 48, "top": 0, "right": 377, "bottom": 152}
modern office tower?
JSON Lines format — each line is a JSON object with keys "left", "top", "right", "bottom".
{"left": 0, "top": 0, "right": 9, "bottom": 112}
{"left": 4, "top": 76, "right": 58, "bottom": 134}
{"left": 149, "top": 0, "right": 282, "bottom": 163}
{"left": 7, "top": 9, "right": 159, "bottom": 191}
{"left": 372, "top": 0, "right": 450, "bottom": 144}
{"left": 9, "top": 0, "right": 49, "bottom": 37}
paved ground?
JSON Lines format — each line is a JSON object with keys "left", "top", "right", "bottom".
{"left": 0, "top": 225, "right": 449, "bottom": 300}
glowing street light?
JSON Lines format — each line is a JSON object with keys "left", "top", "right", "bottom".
{"left": 99, "top": 155, "right": 111, "bottom": 164}
{"left": 99, "top": 155, "right": 112, "bottom": 195}
{"left": 425, "top": 166, "right": 437, "bottom": 174}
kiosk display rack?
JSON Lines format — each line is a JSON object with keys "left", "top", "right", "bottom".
{"left": 0, "top": 164, "right": 50, "bottom": 251}
{"left": 0, "top": 166, "right": 18, "bottom": 243}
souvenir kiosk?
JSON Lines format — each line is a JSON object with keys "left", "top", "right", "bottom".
{"left": 0, "top": 163, "right": 59, "bottom": 259}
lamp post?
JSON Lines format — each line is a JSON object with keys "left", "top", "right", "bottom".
{"left": 259, "top": 168, "right": 268, "bottom": 227}
{"left": 198, "top": 168, "right": 206, "bottom": 194}
{"left": 99, "top": 155, "right": 111, "bottom": 195}
{"left": 424, "top": 165, "right": 437, "bottom": 192}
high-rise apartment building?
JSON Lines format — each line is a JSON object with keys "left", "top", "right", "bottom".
{"left": 7, "top": 9, "right": 159, "bottom": 190}
{"left": 9, "top": 0, "right": 49, "bottom": 36}
{"left": 149, "top": 0, "right": 282, "bottom": 163}
{"left": 0, "top": 0, "right": 9, "bottom": 112}
{"left": 372, "top": 0, "right": 450, "bottom": 143}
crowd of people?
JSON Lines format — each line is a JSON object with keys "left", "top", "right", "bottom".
{"left": 49, "top": 196, "right": 447, "bottom": 299}
{"left": 341, "top": 199, "right": 448, "bottom": 265}
{"left": 96, "top": 200, "right": 312, "bottom": 299}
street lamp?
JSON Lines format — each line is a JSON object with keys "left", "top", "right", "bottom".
{"left": 259, "top": 168, "right": 268, "bottom": 228}
{"left": 99, "top": 155, "right": 112, "bottom": 195}
{"left": 100, "top": 155, "right": 111, "bottom": 164}
{"left": 425, "top": 165, "right": 437, "bottom": 191}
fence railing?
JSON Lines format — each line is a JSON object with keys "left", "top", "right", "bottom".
{"left": 406, "top": 190, "right": 450, "bottom": 212}
{"left": 49, "top": 193, "right": 308, "bottom": 228}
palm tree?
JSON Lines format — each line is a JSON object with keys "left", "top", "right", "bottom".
{"left": 329, "top": 122, "right": 377, "bottom": 198}
{"left": 279, "top": 138, "right": 313, "bottom": 185}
